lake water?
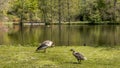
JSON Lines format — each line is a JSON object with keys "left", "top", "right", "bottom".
{"left": 0, "top": 24, "right": 120, "bottom": 46}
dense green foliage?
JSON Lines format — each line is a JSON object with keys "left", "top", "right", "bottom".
{"left": 0, "top": 0, "right": 120, "bottom": 23}
{"left": 0, "top": 0, "right": 10, "bottom": 21}
{"left": 0, "top": 45, "right": 120, "bottom": 68}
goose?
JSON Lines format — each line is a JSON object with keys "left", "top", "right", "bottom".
{"left": 36, "top": 40, "right": 54, "bottom": 52}
{"left": 70, "top": 49, "right": 87, "bottom": 63}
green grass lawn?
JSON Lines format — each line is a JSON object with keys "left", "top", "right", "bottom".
{"left": 0, "top": 45, "right": 120, "bottom": 68}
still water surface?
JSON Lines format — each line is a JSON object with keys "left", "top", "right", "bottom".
{"left": 0, "top": 24, "right": 120, "bottom": 46}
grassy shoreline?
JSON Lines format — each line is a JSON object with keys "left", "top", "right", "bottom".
{"left": 0, "top": 45, "right": 120, "bottom": 68}
{"left": 3, "top": 21, "right": 120, "bottom": 26}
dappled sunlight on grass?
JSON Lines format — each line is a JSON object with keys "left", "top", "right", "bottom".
{"left": 0, "top": 45, "right": 120, "bottom": 68}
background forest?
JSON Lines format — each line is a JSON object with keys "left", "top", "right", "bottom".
{"left": 0, "top": 0, "right": 120, "bottom": 23}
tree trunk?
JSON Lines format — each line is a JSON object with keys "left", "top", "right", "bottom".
{"left": 19, "top": 0, "right": 24, "bottom": 34}
{"left": 58, "top": 0, "right": 62, "bottom": 45}
{"left": 113, "top": 0, "right": 117, "bottom": 22}
{"left": 67, "top": 0, "right": 70, "bottom": 46}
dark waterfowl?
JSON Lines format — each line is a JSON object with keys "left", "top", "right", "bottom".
{"left": 70, "top": 49, "right": 87, "bottom": 63}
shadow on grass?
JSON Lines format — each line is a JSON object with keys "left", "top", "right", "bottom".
{"left": 34, "top": 50, "right": 47, "bottom": 53}
{"left": 64, "top": 61, "right": 82, "bottom": 64}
